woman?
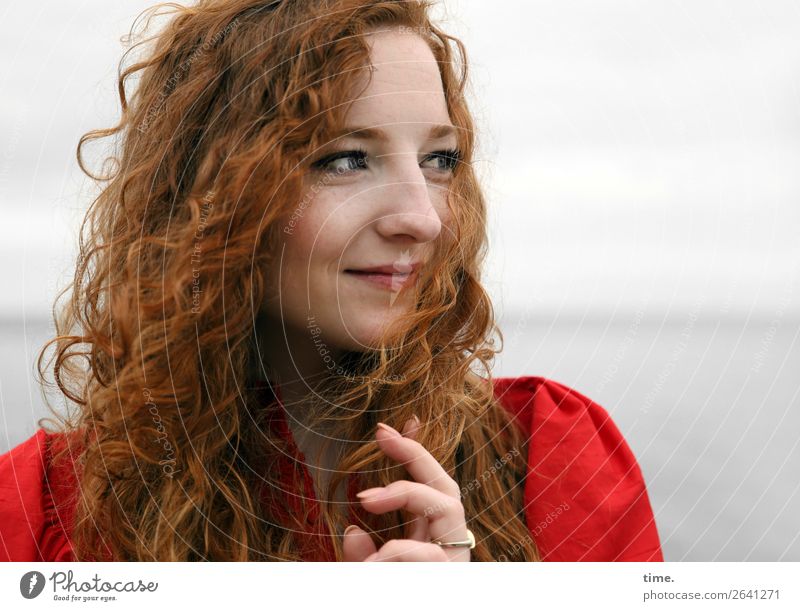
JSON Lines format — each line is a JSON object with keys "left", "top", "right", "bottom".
{"left": 0, "top": 0, "right": 663, "bottom": 562}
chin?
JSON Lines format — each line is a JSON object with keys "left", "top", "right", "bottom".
{"left": 335, "top": 309, "right": 414, "bottom": 351}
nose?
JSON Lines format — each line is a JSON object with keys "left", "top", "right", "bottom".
{"left": 372, "top": 165, "right": 444, "bottom": 244}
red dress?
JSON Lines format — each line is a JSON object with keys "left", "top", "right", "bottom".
{"left": 0, "top": 376, "right": 663, "bottom": 561}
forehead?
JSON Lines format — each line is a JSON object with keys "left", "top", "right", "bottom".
{"left": 343, "top": 29, "right": 451, "bottom": 127}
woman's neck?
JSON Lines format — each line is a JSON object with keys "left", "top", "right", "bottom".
{"left": 254, "top": 316, "right": 351, "bottom": 501}
{"left": 254, "top": 312, "right": 344, "bottom": 406}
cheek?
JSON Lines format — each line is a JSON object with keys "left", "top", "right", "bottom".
{"left": 274, "top": 208, "right": 352, "bottom": 308}
{"left": 291, "top": 194, "right": 364, "bottom": 263}
{"left": 282, "top": 205, "right": 332, "bottom": 266}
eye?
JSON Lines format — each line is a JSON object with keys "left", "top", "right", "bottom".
{"left": 309, "top": 147, "right": 463, "bottom": 176}
{"left": 311, "top": 149, "right": 368, "bottom": 175}
{"left": 421, "top": 148, "right": 462, "bottom": 172}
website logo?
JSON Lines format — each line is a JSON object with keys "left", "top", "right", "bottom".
{"left": 19, "top": 571, "right": 46, "bottom": 599}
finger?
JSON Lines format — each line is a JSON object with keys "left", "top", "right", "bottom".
{"left": 341, "top": 525, "right": 378, "bottom": 562}
{"left": 406, "top": 514, "right": 428, "bottom": 541}
{"left": 375, "top": 423, "right": 461, "bottom": 499}
{"left": 364, "top": 539, "right": 449, "bottom": 562}
{"left": 400, "top": 415, "right": 420, "bottom": 439}
{"left": 357, "top": 480, "right": 468, "bottom": 547}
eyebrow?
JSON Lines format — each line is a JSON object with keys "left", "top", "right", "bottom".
{"left": 332, "top": 123, "right": 458, "bottom": 142}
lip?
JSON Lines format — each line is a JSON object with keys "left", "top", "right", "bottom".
{"left": 343, "top": 267, "right": 419, "bottom": 291}
{"left": 345, "top": 262, "right": 421, "bottom": 275}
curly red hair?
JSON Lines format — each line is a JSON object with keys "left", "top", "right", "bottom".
{"left": 36, "top": 0, "right": 540, "bottom": 561}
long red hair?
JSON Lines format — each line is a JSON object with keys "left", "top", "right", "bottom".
{"left": 36, "top": 0, "right": 540, "bottom": 561}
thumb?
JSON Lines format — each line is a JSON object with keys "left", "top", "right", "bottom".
{"left": 342, "top": 525, "right": 378, "bottom": 562}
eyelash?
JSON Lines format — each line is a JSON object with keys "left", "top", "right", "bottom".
{"left": 311, "top": 147, "right": 463, "bottom": 175}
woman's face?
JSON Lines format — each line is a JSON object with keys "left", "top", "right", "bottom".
{"left": 261, "top": 28, "right": 457, "bottom": 362}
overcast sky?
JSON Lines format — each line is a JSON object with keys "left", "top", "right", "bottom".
{"left": 1, "top": 0, "right": 798, "bottom": 320}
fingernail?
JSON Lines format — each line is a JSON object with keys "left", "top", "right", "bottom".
{"left": 376, "top": 422, "right": 401, "bottom": 437}
{"left": 406, "top": 414, "right": 420, "bottom": 431}
{"left": 356, "top": 487, "right": 385, "bottom": 499}
{"left": 343, "top": 524, "right": 361, "bottom": 537}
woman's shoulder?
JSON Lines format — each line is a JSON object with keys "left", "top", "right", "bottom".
{"left": 491, "top": 375, "right": 610, "bottom": 434}
{"left": 490, "top": 375, "right": 664, "bottom": 562}
{"left": 0, "top": 429, "right": 78, "bottom": 561}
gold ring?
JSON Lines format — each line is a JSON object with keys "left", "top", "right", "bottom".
{"left": 432, "top": 528, "right": 475, "bottom": 549}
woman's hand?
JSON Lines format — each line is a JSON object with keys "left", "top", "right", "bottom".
{"left": 342, "top": 417, "right": 471, "bottom": 562}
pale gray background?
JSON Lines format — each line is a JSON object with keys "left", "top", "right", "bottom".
{"left": 1, "top": 1, "right": 798, "bottom": 561}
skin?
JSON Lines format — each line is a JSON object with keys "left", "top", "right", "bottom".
{"left": 257, "top": 26, "right": 456, "bottom": 394}
{"left": 342, "top": 417, "right": 472, "bottom": 562}
{"left": 254, "top": 27, "right": 471, "bottom": 561}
